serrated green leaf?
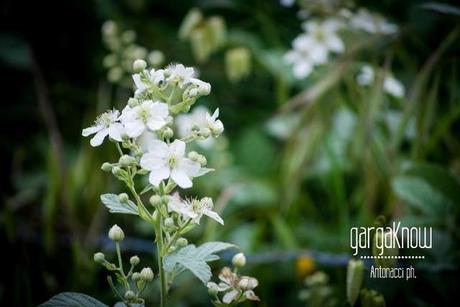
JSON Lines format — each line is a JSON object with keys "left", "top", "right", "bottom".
{"left": 164, "top": 242, "right": 236, "bottom": 284}
{"left": 39, "top": 292, "right": 108, "bottom": 307}
{"left": 100, "top": 194, "right": 138, "bottom": 215}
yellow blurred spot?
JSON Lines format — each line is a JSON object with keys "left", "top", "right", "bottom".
{"left": 297, "top": 255, "right": 315, "bottom": 278}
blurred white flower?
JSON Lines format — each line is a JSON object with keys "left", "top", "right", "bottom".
{"left": 168, "top": 195, "right": 224, "bottom": 225}
{"left": 350, "top": 8, "right": 398, "bottom": 35}
{"left": 207, "top": 267, "right": 259, "bottom": 304}
{"left": 166, "top": 64, "right": 195, "bottom": 87}
{"left": 357, "top": 65, "right": 405, "bottom": 98}
{"left": 285, "top": 19, "right": 344, "bottom": 79}
{"left": 82, "top": 109, "right": 124, "bottom": 147}
{"left": 140, "top": 139, "right": 200, "bottom": 188}
{"left": 280, "top": 0, "right": 295, "bottom": 7}
{"left": 302, "top": 20, "right": 344, "bottom": 53}
{"left": 120, "top": 100, "right": 169, "bottom": 138}
{"left": 137, "top": 130, "right": 158, "bottom": 152}
{"left": 176, "top": 106, "right": 214, "bottom": 147}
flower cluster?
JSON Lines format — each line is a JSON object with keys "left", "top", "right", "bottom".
{"left": 82, "top": 62, "right": 222, "bottom": 190}
{"left": 102, "top": 20, "right": 164, "bottom": 84}
{"left": 284, "top": 18, "right": 344, "bottom": 79}
{"left": 357, "top": 65, "right": 405, "bottom": 98}
{"left": 94, "top": 225, "right": 154, "bottom": 305}
{"left": 207, "top": 253, "right": 260, "bottom": 305}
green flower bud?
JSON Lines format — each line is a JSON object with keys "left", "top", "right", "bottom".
{"left": 108, "top": 224, "right": 125, "bottom": 241}
{"left": 103, "top": 54, "right": 117, "bottom": 68}
{"left": 347, "top": 259, "right": 364, "bottom": 306}
{"left": 93, "top": 252, "right": 105, "bottom": 263}
{"left": 149, "top": 195, "right": 162, "bottom": 207}
{"left": 133, "top": 59, "right": 147, "bottom": 73}
{"left": 102, "top": 20, "right": 117, "bottom": 37}
{"left": 176, "top": 237, "right": 188, "bottom": 247}
{"left": 167, "top": 245, "right": 176, "bottom": 253}
{"left": 124, "top": 290, "right": 136, "bottom": 300}
{"left": 111, "top": 166, "right": 123, "bottom": 177}
{"left": 119, "top": 154, "right": 136, "bottom": 167}
{"left": 198, "top": 128, "right": 211, "bottom": 138}
{"left": 208, "top": 285, "right": 218, "bottom": 296}
{"left": 188, "top": 151, "right": 207, "bottom": 166}
{"left": 225, "top": 47, "right": 251, "bottom": 82}
{"left": 118, "top": 193, "right": 129, "bottom": 203}
{"left": 164, "top": 217, "right": 175, "bottom": 230}
{"left": 128, "top": 97, "right": 139, "bottom": 108}
{"left": 148, "top": 50, "right": 164, "bottom": 67}
{"left": 121, "top": 30, "right": 136, "bottom": 43}
{"left": 101, "top": 162, "right": 113, "bottom": 172}
{"left": 161, "top": 195, "right": 170, "bottom": 204}
{"left": 161, "top": 127, "right": 174, "bottom": 140}
{"left": 107, "top": 67, "right": 123, "bottom": 83}
{"left": 130, "top": 255, "right": 140, "bottom": 266}
{"left": 132, "top": 272, "right": 141, "bottom": 281}
{"left": 232, "top": 252, "right": 246, "bottom": 267}
{"left": 140, "top": 267, "right": 154, "bottom": 282}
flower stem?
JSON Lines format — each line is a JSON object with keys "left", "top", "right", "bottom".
{"left": 155, "top": 216, "right": 167, "bottom": 307}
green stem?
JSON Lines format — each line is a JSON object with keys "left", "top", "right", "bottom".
{"left": 155, "top": 217, "right": 167, "bottom": 307}
{"left": 116, "top": 242, "right": 130, "bottom": 290}
{"left": 163, "top": 220, "right": 191, "bottom": 253}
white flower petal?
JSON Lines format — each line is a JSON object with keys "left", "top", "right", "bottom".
{"left": 171, "top": 169, "right": 193, "bottom": 188}
{"left": 222, "top": 290, "right": 240, "bottom": 304}
{"left": 170, "top": 140, "right": 186, "bottom": 157}
{"left": 146, "top": 117, "right": 166, "bottom": 131}
{"left": 108, "top": 123, "right": 124, "bottom": 141}
{"left": 203, "top": 209, "right": 224, "bottom": 225}
{"left": 124, "top": 120, "right": 145, "bottom": 138}
{"left": 82, "top": 125, "right": 102, "bottom": 136}
{"left": 90, "top": 129, "right": 108, "bottom": 147}
{"left": 148, "top": 166, "right": 170, "bottom": 186}
{"left": 179, "top": 158, "right": 200, "bottom": 177}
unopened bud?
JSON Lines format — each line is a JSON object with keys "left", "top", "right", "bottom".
{"left": 119, "top": 154, "right": 136, "bottom": 167}
{"left": 148, "top": 50, "right": 164, "bottom": 67}
{"left": 164, "top": 217, "right": 175, "bottom": 230}
{"left": 232, "top": 252, "right": 246, "bottom": 267}
{"left": 111, "top": 166, "right": 123, "bottom": 177}
{"left": 133, "top": 59, "right": 147, "bottom": 73}
{"left": 101, "top": 162, "right": 113, "bottom": 172}
{"left": 130, "top": 255, "right": 140, "bottom": 266}
{"left": 347, "top": 259, "right": 364, "bottom": 306}
{"left": 128, "top": 97, "right": 139, "bottom": 107}
{"left": 177, "top": 237, "right": 188, "bottom": 247}
{"left": 118, "top": 193, "right": 129, "bottom": 203}
{"left": 93, "top": 252, "right": 105, "bottom": 263}
{"left": 149, "top": 195, "right": 162, "bottom": 207}
{"left": 124, "top": 290, "right": 136, "bottom": 300}
{"left": 140, "top": 267, "right": 154, "bottom": 281}
{"left": 108, "top": 224, "right": 125, "bottom": 241}
{"left": 161, "top": 127, "right": 174, "bottom": 140}
{"left": 132, "top": 272, "right": 141, "bottom": 281}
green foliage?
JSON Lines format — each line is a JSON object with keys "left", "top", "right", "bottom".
{"left": 101, "top": 193, "right": 139, "bottom": 216}
{"left": 40, "top": 292, "right": 108, "bottom": 307}
{"left": 163, "top": 242, "right": 236, "bottom": 284}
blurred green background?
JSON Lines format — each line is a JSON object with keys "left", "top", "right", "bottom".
{"left": 1, "top": 0, "right": 460, "bottom": 306}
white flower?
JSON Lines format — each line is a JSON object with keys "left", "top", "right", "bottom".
{"left": 302, "top": 20, "right": 345, "bottom": 53}
{"left": 140, "top": 139, "right": 200, "bottom": 188}
{"left": 357, "top": 65, "right": 405, "bottom": 98}
{"left": 176, "top": 106, "right": 213, "bottom": 147}
{"left": 120, "top": 100, "right": 169, "bottom": 138}
{"left": 82, "top": 109, "right": 124, "bottom": 147}
{"left": 137, "top": 130, "right": 158, "bottom": 152}
{"left": 383, "top": 76, "right": 404, "bottom": 98}
{"left": 166, "top": 64, "right": 195, "bottom": 87}
{"left": 167, "top": 195, "right": 224, "bottom": 225}
{"left": 132, "top": 69, "right": 165, "bottom": 97}
{"left": 205, "top": 108, "right": 224, "bottom": 136}
{"left": 350, "top": 8, "right": 398, "bottom": 35}
{"left": 207, "top": 267, "right": 259, "bottom": 304}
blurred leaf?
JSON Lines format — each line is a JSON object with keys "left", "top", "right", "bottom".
{"left": 392, "top": 176, "right": 452, "bottom": 216}
{"left": 39, "top": 292, "right": 108, "bottom": 307}
{"left": 420, "top": 2, "right": 460, "bottom": 16}
{"left": 163, "top": 242, "right": 236, "bottom": 284}
{"left": 100, "top": 194, "right": 138, "bottom": 215}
